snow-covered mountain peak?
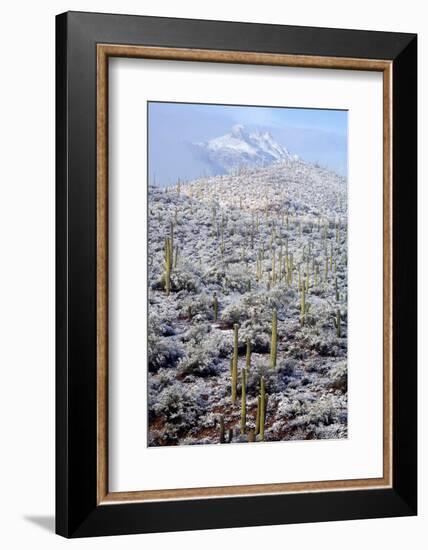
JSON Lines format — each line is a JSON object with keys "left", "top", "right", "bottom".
{"left": 193, "top": 125, "right": 296, "bottom": 174}
{"left": 230, "top": 123, "right": 247, "bottom": 139}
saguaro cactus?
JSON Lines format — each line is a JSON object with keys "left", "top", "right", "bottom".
{"left": 170, "top": 220, "right": 174, "bottom": 255}
{"left": 270, "top": 309, "right": 278, "bottom": 369}
{"left": 300, "top": 285, "right": 306, "bottom": 326}
{"left": 270, "top": 228, "right": 276, "bottom": 250}
{"left": 246, "top": 338, "right": 251, "bottom": 371}
{"left": 259, "top": 376, "right": 266, "bottom": 441}
{"left": 219, "top": 415, "right": 225, "bottom": 444}
{"left": 255, "top": 395, "right": 261, "bottom": 435}
{"left": 231, "top": 323, "right": 239, "bottom": 404}
{"left": 273, "top": 252, "right": 277, "bottom": 285}
{"left": 333, "top": 309, "right": 342, "bottom": 338}
{"left": 164, "top": 236, "right": 172, "bottom": 295}
{"left": 213, "top": 292, "right": 218, "bottom": 321}
{"left": 240, "top": 368, "right": 247, "bottom": 434}
{"left": 287, "top": 253, "right": 293, "bottom": 286}
{"left": 256, "top": 251, "right": 263, "bottom": 282}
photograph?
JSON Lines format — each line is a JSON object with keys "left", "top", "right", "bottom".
{"left": 147, "top": 102, "right": 348, "bottom": 447}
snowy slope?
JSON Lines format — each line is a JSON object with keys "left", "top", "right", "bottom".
{"left": 147, "top": 160, "right": 348, "bottom": 447}
{"left": 182, "top": 155, "right": 346, "bottom": 219}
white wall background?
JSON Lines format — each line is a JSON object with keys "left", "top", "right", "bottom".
{"left": 0, "top": 1, "right": 424, "bottom": 548}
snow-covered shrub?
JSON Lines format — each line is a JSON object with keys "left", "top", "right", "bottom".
{"left": 178, "top": 345, "right": 219, "bottom": 376}
{"left": 200, "top": 411, "right": 221, "bottom": 429}
{"left": 181, "top": 322, "right": 210, "bottom": 343}
{"left": 150, "top": 264, "right": 200, "bottom": 293}
{"left": 288, "top": 344, "right": 309, "bottom": 360}
{"left": 148, "top": 314, "right": 183, "bottom": 372}
{"left": 288, "top": 394, "right": 346, "bottom": 429}
{"left": 203, "top": 266, "right": 226, "bottom": 286}
{"left": 276, "top": 396, "right": 305, "bottom": 420}
{"left": 328, "top": 362, "right": 347, "bottom": 393}
{"left": 238, "top": 322, "right": 270, "bottom": 353}
{"left": 277, "top": 358, "right": 297, "bottom": 377}
{"left": 170, "top": 266, "right": 200, "bottom": 292}
{"left": 149, "top": 383, "right": 207, "bottom": 443}
{"left": 314, "top": 423, "right": 347, "bottom": 439}
{"left": 221, "top": 300, "right": 250, "bottom": 325}
{"left": 305, "top": 332, "right": 345, "bottom": 357}
{"left": 245, "top": 356, "right": 277, "bottom": 394}
{"left": 178, "top": 324, "right": 231, "bottom": 376}
{"left": 223, "top": 268, "right": 252, "bottom": 294}
{"left": 178, "top": 292, "right": 212, "bottom": 321}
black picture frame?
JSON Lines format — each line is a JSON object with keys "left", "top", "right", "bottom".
{"left": 56, "top": 11, "right": 417, "bottom": 538}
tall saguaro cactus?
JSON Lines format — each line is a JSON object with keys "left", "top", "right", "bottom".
{"left": 270, "top": 309, "right": 278, "bottom": 369}
{"left": 240, "top": 368, "right": 247, "bottom": 435}
{"left": 333, "top": 309, "right": 342, "bottom": 338}
{"left": 231, "top": 323, "right": 239, "bottom": 404}
{"left": 259, "top": 376, "right": 266, "bottom": 441}
{"left": 271, "top": 248, "right": 276, "bottom": 285}
{"left": 246, "top": 338, "right": 251, "bottom": 371}
{"left": 170, "top": 220, "right": 174, "bottom": 255}
{"left": 163, "top": 236, "right": 172, "bottom": 295}
{"left": 219, "top": 415, "right": 225, "bottom": 444}
{"left": 256, "top": 251, "right": 263, "bottom": 282}
{"left": 300, "top": 285, "right": 306, "bottom": 326}
{"left": 255, "top": 395, "right": 261, "bottom": 435}
{"left": 213, "top": 292, "right": 219, "bottom": 322}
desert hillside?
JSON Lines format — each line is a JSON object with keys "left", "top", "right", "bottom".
{"left": 147, "top": 157, "right": 348, "bottom": 446}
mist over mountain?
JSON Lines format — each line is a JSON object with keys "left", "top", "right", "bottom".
{"left": 192, "top": 124, "right": 299, "bottom": 174}
{"left": 148, "top": 103, "right": 348, "bottom": 185}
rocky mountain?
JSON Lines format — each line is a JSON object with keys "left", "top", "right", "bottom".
{"left": 193, "top": 124, "right": 298, "bottom": 174}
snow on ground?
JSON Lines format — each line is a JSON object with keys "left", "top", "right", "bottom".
{"left": 147, "top": 159, "right": 347, "bottom": 446}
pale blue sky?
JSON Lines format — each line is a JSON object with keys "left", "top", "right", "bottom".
{"left": 148, "top": 102, "right": 348, "bottom": 186}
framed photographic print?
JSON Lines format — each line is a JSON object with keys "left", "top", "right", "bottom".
{"left": 56, "top": 11, "right": 417, "bottom": 538}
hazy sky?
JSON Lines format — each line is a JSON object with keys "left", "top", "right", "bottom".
{"left": 148, "top": 102, "right": 348, "bottom": 186}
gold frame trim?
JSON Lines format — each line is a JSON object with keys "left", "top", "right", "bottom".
{"left": 96, "top": 44, "right": 393, "bottom": 505}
